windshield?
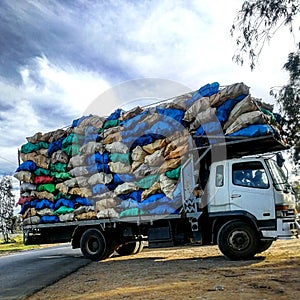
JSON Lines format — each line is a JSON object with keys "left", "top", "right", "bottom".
{"left": 265, "top": 158, "right": 291, "bottom": 192}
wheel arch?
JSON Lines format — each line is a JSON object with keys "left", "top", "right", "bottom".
{"left": 210, "top": 211, "right": 260, "bottom": 244}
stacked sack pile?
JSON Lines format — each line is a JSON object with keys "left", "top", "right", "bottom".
{"left": 15, "top": 82, "right": 284, "bottom": 225}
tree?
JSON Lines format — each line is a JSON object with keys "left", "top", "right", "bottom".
{"left": 0, "top": 176, "right": 15, "bottom": 243}
{"left": 231, "top": 0, "right": 300, "bottom": 169}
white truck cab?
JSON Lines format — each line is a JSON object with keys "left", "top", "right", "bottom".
{"left": 207, "top": 155, "right": 299, "bottom": 241}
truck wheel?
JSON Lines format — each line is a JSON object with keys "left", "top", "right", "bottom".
{"left": 257, "top": 240, "right": 273, "bottom": 253}
{"left": 116, "top": 241, "right": 143, "bottom": 256}
{"left": 80, "top": 228, "right": 107, "bottom": 261}
{"left": 217, "top": 220, "right": 259, "bottom": 260}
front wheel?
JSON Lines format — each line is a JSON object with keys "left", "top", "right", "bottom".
{"left": 217, "top": 220, "right": 259, "bottom": 260}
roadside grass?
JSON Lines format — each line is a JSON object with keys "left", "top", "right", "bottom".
{"left": 0, "top": 234, "right": 40, "bottom": 255}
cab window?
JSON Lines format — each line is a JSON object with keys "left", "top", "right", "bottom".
{"left": 232, "top": 162, "right": 269, "bottom": 189}
{"left": 215, "top": 165, "right": 224, "bottom": 187}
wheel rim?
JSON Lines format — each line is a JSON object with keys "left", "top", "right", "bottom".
{"left": 86, "top": 235, "right": 100, "bottom": 255}
{"left": 228, "top": 230, "right": 250, "bottom": 251}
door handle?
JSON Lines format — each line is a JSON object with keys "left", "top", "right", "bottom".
{"left": 231, "top": 194, "right": 241, "bottom": 198}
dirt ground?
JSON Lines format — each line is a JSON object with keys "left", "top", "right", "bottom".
{"left": 28, "top": 239, "right": 300, "bottom": 300}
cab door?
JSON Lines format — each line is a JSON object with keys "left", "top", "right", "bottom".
{"left": 207, "top": 162, "right": 231, "bottom": 212}
{"left": 229, "top": 160, "right": 275, "bottom": 220}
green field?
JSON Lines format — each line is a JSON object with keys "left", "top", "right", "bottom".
{"left": 0, "top": 234, "right": 40, "bottom": 255}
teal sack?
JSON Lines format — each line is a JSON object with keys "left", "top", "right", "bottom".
{"left": 119, "top": 208, "right": 146, "bottom": 217}
{"left": 166, "top": 166, "right": 181, "bottom": 179}
{"left": 62, "top": 144, "right": 81, "bottom": 156}
{"left": 103, "top": 119, "right": 119, "bottom": 129}
{"left": 34, "top": 168, "right": 51, "bottom": 176}
{"left": 21, "top": 142, "right": 39, "bottom": 154}
{"left": 37, "top": 141, "right": 49, "bottom": 149}
{"left": 54, "top": 206, "right": 74, "bottom": 215}
{"left": 135, "top": 174, "right": 160, "bottom": 189}
{"left": 50, "top": 163, "right": 67, "bottom": 173}
{"left": 109, "top": 153, "right": 131, "bottom": 165}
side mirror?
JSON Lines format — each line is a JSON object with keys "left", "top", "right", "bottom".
{"left": 276, "top": 153, "right": 285, "bottom": 168}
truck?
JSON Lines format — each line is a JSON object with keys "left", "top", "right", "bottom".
{"left": 22, "top": 134, "right": 300, "bottom": 261}
{"left": 23, "top": 136, "right": 300, "bottom": 260}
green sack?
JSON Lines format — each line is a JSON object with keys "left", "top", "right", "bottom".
{"left": 62, "top": 144, "right": 81, "bottom": 157}
{"left": 109, "top": 153, "right": 131, "bottom": 165}
{"left": 54, "top": 192, "right": 72, "bottom": 201}
{"left": 50, "top": 163, "right": 67, "bottom": 173}
{"left": 119, "top": 208, "right": 146, "bottom": 217}
{"left": 103, "top": 119, "right": 119, "bottom": 129}
{"left": 62, "top": 133, "right": 84, "bottom": 148}
{"left": 51, "top": 172, "right": 72, "bottom": 180}
{"left": 54, "top": 206, "right": 74, "bottom": 215}
{"left": 34, "top": 168, "right": 51, "bottom": 176}
{"left": 21, "top": 142, "right": 39, "bottom": 154}
{"left": 166, "top": 166, "right": 182, "bottom": 180}
{"left": 135, "top": 174, "right": 160, "bottom": 189}
{"left": 37, "top": 141, "right": 49, "bottom": 149}
{"left": 37, "top": 183, "right": 56, "bottom": 193}
{"left": 260, "top": 108, "right": 276, "bottom": 123}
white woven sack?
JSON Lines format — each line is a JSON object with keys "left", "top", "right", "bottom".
{"left": 88, "top": 172, "right": 113, "bottom": 186}
{"left": 105, "top": 141, "right": 129, "bottom": 154}
{"left": 114, "top": 182, "right": 138, "bottom": 195}
{"left": 225, "top": 111, "right": 267, "bottom": 135}
{"left": 183, "top": 97, "right": 211, "bottom": 122}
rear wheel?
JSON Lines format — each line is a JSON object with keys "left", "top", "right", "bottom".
{"left": 217, "top": 220, "right": 259, "bottom": 260}
{"left": 257, "top": 240, "right": 273, "bottom": 253}
{"left": 80, "top": 228, "right": 107, "bottom": 261}
{"left": 116, "top": 241, "right": 144, "bottom": 256}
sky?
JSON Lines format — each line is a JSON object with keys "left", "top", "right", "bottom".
{"left": 0, "top": 0, "right": 298, "bottom": 180}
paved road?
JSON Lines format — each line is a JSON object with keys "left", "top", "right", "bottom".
{"left": 0, "top": 244, "right": 91, "bottom": 300}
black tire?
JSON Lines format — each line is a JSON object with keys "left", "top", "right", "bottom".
{"left": 217, "top": 220, "right": 259, "bottom": 260}
{"left": 116, "top": 241, "right": 143, "bottom": 256}
{"left": 134, "top": 241, "right": 144, "bottom": 254}
{"left": 80, "top": 228, "right": 107, "bottom": 261}
{"left": 257, "top": 240, "right": 273, "bottom": 253}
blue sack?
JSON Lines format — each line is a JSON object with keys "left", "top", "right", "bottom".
{"left": 145, "top": 121, "right": 177, "bottom": 136}
{"left": 129, "top": 134, "right": 162, "bottom": 149}
{"left": 156, "top": 108, "right": 185, "bottom": 124}
{"left": 117, "top": 190, "right": 143, "bottom": 202}
{"left": 54, "top": 198, "right": 74, "bottom": 210}
{"left": 71, "top": 115, "right": 92, "bottom": 128}
{"left": 216, "top": 94, "right": 247, "bottom": 124}
{"left": 86, "top": 152, "right": 109, "bottom": 165}
{"left": 35, "top": 199, "right": 55, "bottom": 210}
{"left": 113, "top": 173, "right": 136, "bottom": 185}
{"left": 48, "top": 136, "right": 65, "bottom": 156}
{"left": 228, "top": 124, "right": 275, "bottom": 137}
{"left": 40, "top": 215, "right": 59, "bottom": 223}
{"left": 121, "top": 121, "right": 148, "bottom": 139}
{"left": 121, "top": 110, "right": 148, "bottom": 129}
{"left": 86, "top": 162, "right": 110, "bottom": 174}
{"left": 186, "top": 82, "right": 219, "bottom": 107}
{"left": 16, "top": 160, "right": 37, "bottom": 172}
{"left": 195, "top": 121, "right": 223, "bottom": 136}
{"left": 83, "top": 133, "right": 98, "bottom": 145}
{"left": 75, "top": 197, "right": 92, "bottom": 206}
{"left": 92, "top": 183, "right": 108, "bottom": 195}
{"left": 107, "top": 108, "right": 124, "bottom": 120}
